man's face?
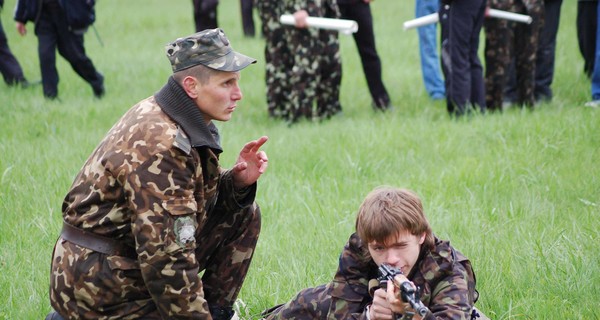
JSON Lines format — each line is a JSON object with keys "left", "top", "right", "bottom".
{"left": 368, "top": 231, "right": 425, "bottom": 276}
{"left": 194, "top": 70, "right": 243, "bottom": 123}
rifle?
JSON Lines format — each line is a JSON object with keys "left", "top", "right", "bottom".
{"left": 377, "top": 264, "right": 430, "bottom": 320}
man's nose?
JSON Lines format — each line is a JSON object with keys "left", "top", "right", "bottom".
{"left": 232, "top": 85, "right": 242, "bottom": 101}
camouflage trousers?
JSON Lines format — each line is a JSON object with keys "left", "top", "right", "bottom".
{"left": 484, "top": 0, "right": 544, "bottom": 110}
{"left": 261, "top": 284, "right": 492, "bottom": 320}
{"left": 49, "top": 204, "right": 261, "bottom": 319}
{"left": 257, "top": 2, "right": 342, "bottom": 123}
{"left": 262, "top": 283, "right": 333, "bottom": 320}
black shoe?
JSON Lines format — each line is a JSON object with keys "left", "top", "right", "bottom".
{"left": 209, "top": 306, "right": 235, "bottom": 320}
{"left": 44, "top": 93, "right": 58, "bottom": 100}
{"left": 372, "top": 96, "right": 391, "bottom": 111}
{"left": 92, "top": 73, "right": 105, "bottom": 99}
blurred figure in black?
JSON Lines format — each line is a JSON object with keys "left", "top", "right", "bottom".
{"left": 577, "top": 0, "right": 598, "bottom": 78}
{"left": 240, "top": 0, "right": 255, "bottom": 37}
{"left": 0, "top": 0, "right": 29, "bottom": 87}
{"left": 337, "top": 0, "right": 391, "bottom": 111}
{"left": 14, "top": 0, "right": 104, "bottom": 99}
{"left": 192, "top": 0, "right": 218, "bottom": 31}
{"left": 439, "top": 0, "right": 486, "bottom": 116}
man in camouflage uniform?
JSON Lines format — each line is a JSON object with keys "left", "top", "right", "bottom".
{"left": 262, "top": 187, "right": 487, "bottom": 320}
{"left": 256, "top": 0, "right": 342, "bottom": 123}
{"left": 484, "top": 0, "right": 544, "bottom": 110}
{"left": 46, "top": 28, "right": 268, "bottom": 320}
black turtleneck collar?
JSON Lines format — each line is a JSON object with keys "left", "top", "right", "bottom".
{"left": 154, "top": 76, "right": 222, "bottom": 154}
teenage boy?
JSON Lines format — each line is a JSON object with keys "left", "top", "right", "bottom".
{"left": 262, "top": 186, "right": 487, "bottom": 320}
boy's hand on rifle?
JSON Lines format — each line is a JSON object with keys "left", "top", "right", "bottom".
{"left": 370, "top": 288, "right": 394, "bottom": 320}
{"left": 386, "top": 274, "right": 423, "bottom": 319}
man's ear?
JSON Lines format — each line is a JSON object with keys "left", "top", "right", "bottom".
{"left": 182, "top": 76, "right": 199, "bottom": 99}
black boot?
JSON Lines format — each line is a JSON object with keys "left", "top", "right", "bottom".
{"left": 209, "top": 305, "right": 235, "bottom": 320}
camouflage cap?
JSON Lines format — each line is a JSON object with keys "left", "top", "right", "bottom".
{"left": 165, "top": 28, "right": 257, "bottom": 72}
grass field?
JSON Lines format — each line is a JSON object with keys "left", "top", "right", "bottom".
{"left": 1, "top": 1, "right": 599, "bottom": 319}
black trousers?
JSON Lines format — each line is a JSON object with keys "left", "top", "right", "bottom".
{"left": 35, "top": 1, "right": 103, "bottom": 98}
{"left": 0, "top": 17, "right": 26, "bottom": 85}
{"left": 338, "top": 0, "right": 390, "bottom": 108}
{"left": 193, "top": 0, "right": 218, "bottom": 32}
{"left": 240, "top": 0, "right": 255, "bottom": 36}
{"left": 533, "top": 0, "right": 562, "bottom": 100}
{"left": 440, "top": 0, "right": 486, "bottom": 115}
{"left": 577, "top": 0, "right": 599, "bottom": 78}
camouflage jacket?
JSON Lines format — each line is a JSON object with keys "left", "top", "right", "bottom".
{"left": 329, "top": 233, "right": 477, "bottom": 320}
{"left": 49, "top": 77, "right": 256, "bottom": 319}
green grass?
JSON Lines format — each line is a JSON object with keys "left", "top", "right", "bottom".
{"left": 1, "top": 1, "right": 599, "bottom": 319}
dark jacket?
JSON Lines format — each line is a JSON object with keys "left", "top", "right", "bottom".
{"left": 14, "top": 0, "right": 95, "bottom": 29}
{"left": 14, "top": 0, "right": 42, "bottom": 24}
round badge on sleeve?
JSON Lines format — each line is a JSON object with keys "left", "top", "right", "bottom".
{"left": 174, "top": 216, "right": 196, "bottom": 248}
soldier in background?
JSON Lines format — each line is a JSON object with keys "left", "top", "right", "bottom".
{"left": 577, "top": 0, "right": 599, "bottom": 79}
{"left": 338, "top": 0, "right": 392, "bottom": 111}
{"left": 0, "top": 0, "right": 29, "bottom": 87}
{"left": 14, "top": 0, "right": 104, "bottom": 99}
{"left": 240, "top": 0, "right": 255, "bottom": 37}
{"left": 192, "top": 0, "right": 219, "bottom": 31}
{"left": 484, "top": 0, "right": 544, "bottom": 111}
{"left": 256, "top": 0, "right": 342, "bottom": 123}
{"left": 439, "top": 0, "right": 487, "bottom": 117}
{"left": 262, "top": 187, "right": 487, "bottom": 320}
{"left": 45, "top": 29, "right": 268, "bottom": 320}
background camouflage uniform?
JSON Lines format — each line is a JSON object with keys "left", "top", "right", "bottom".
{"left": 49, "top": 77, "right": 261, "bottom": 319}
{"left": 263, "top": 233, "right": 478, "bottom": 320}
{"left": 484, "top": 0, "right": 545, "bottom": 110}
{"left": 256, "top": 0, "right": 342, "bottom": 123}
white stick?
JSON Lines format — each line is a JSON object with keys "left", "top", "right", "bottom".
{"left": 487, "top": 8, "right": 532, "bottom": 24}
{"left": 402, "top": 8, "right": 532, "bottom": 31}
{"left": 402, "top": 13, "right": 438, "bottom": 30}
{"left": 279, "top": 14, "right": 359, "bottom": 34}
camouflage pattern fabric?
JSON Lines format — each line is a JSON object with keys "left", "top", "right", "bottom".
{"left": 484, "top": 0, "right": 545, "bottom": 110}
{"left": 49, "top": 79, "right": 261, "bottom": 319}
{"left": 263, "top": 233, "right": 478, "bottom": 320}
{"left": 256, "top": 0, "right": 342, "bottom": 123}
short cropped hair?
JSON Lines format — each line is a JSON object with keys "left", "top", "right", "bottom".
{"left": 172, "top": 63, "right": 218, "bottom": 85}
{"left": 355, "top": 187, "right": 434, "bottom": 251}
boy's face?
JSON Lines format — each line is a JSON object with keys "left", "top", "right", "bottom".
{"left": 193, "top": 70, "right": 243, "bottom": 123}
{"left": 368, "top": 231, "right": 425, "bottom": 276}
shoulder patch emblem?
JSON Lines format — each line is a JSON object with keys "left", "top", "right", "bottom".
{"left": 174, "top": 216, "right": 196, "bottom": 248}
{"left": 173, "top": 127, "right": 192, "bottom": 155}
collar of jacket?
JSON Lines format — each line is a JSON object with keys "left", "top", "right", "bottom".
{"left": 154, "top": 76, "right": 223, "bottom": 154}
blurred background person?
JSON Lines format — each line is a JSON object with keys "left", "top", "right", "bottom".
{"left": 240, "top": 0, "right": 255, "bottom": 37}
{"left": 577, "top": 0, "right": 598, "bottom": 78}
{"left": 439, "top": 0, "right": 486, "bottom": 116}
{"left": 338, "top": 0, "right": 392, "bottom": 111}
{"left": 505, "top": 0, "right": 562, "bottom": 104}
{"left": 485, "top": 0, "right": 544, "bottom": 111}
{"left": 0, "top": 0, "right": 30, "bottom": 87}
{"left": 256, "top": 0, "right": 342, "bottom": 123}
{"left": 192, "top": 0, "right": 219, "bottom": 31}
{"left": 415, "top": 0, "right": 446, "bottom": 100}
{"left": 14, "top": 0, "right": 104, "bottom": 99}
{"left": 585, "top": 1, "right": 600, "bottom": 108}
